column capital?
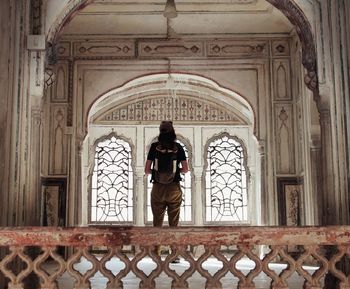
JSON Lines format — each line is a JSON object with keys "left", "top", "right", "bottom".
{"left": 27, "top": 35, "right": 46, "bottom": 51}
{"left": 193, "top": 166, "right": 203, "bottom": 177}
{"left": 257, "top": 140, "right": 266, "bottom": 155}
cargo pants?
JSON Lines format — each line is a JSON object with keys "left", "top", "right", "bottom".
{"left": 151, "top": 182, "right": 182, "bottom": 227}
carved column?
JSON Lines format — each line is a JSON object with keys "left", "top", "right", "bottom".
{"left": 135, "top": 167, "right": 145, "bottom": 226}
{"left": 258, "top": 141, "right": 267, "bottom": 225}
{"left": 319, "top": 108, "right": 336, "bottom": 225}
{"left": 193, "top": 167, "right": 203, "bottom": 226}
{"left": 74, "top": 135, "right": 84, "bottom": 225}
{"left": 310, "top": 137, "right": 321, "bottom": 225}
{"left": 26, "top": 28, "right": 46, "bottom": 228}
{"left": 26, "top": 107, "right": 42, "bottom": 225}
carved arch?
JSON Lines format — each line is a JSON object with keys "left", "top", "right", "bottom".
{"left": 46, "top": 0, "right": 318, "bottom": 94}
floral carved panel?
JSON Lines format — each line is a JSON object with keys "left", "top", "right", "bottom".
{"left": 94, "top": 96, "right": 246, "bottom": 124}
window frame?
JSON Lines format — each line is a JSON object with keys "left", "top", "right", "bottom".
{"left": 88, "top": 133, "right": 136, "bottom": 225}
{"left": 203, "top": 132, "right": 250, "bottom": 225}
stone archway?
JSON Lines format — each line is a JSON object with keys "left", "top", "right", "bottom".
{"left": 46, "top": 0, "right": 318, "bottom": 95}
{"left": 82, "top": 73, "right": 259, "bottom": 226}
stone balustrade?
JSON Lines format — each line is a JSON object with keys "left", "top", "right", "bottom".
{"left": 0, "top": 226, "right": 350, "bottom": 289}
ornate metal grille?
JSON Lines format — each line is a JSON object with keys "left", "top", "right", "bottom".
{"left": 205, "top": 135, "right": 248, "bottom": 222}
{"left": 91, "top": 136, "right": 133, "bottom": 223}
{"left": 147, "top": 140, "right": 192, "bottom": 223}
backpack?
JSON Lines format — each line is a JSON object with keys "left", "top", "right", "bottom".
{"left": 152, "top": 143, "right": 178, "bottom": 184}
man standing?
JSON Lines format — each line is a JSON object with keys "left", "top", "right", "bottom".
{"left": 145, "top": 121, "right": 189, "bottom": 228}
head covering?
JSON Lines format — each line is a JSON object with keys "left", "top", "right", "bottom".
{"left": 159, "top": 121, "right": 174, "bottom": 133}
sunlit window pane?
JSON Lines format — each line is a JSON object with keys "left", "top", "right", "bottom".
{"left": 205, "top": 136, "right": 248, "bottom": 222}
{"left": 90, "top": 136, "right": 133, "bottom": 223}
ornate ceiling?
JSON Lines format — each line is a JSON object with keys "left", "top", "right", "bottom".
{"left": 60, "top": 0, "right": 293, "bottom": 38}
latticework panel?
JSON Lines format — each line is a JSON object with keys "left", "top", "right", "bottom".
{"left": 0, "top": 227, "right": 350, "bottom": 289}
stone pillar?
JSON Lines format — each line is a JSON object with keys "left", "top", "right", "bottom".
{"left": 310, "top": 138, "right": 322, "bottom": 225}
{"left": 258, "top": 141, "right": 267, "bottom": 225}
{"left": 319, "top": 108, "right": 336, "bottom": 225}
{"left": 75, "top": 135, "right": 84, "bottom": 225}
{"left": 0, "top": 2, "right": 22, "bottom": 287}
{"left": 26, "top": 108, "right": 42, "bottom": 225}
{"left": 26, "top": 34, "right": 46, "bottom": 226}
{"left": 135, "top": 167, "right": 145, "bottom": 226}
{"left": 0, "top": 0, "right": 19, "bottom": 228}
{"left": 193, "top": 167, "right": 203, "bottom": 226}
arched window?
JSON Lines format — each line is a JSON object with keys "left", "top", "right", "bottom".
{"left": 90, "top": 136, "right": 133, "bottom": 223}
{"left": 205, "top": 135, "right": 248, "bottom": 223}
{"left": 146, "top": 139, "right": 192, "bottom": 223}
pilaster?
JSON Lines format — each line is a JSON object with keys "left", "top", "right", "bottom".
{"left": 193, "top": 167, "right": 203, "bottom": 226}
{"left": 258, "top": 141, "right": 267, "bottom": 225}
{"left": 135, "top": 167, "right": 145, "bottom": 226}
{"left": 319, "top": 108, "right": 336, "bottom": 225}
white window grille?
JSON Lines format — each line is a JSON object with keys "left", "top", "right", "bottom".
{"left": 205, "top": 135, "right": 248, "bottom": 222}
{"left": 90, "top": 136, "right": 133, "bottom": 223}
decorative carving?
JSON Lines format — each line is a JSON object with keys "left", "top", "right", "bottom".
{"left": 56, "top": 42, "right": 71, "bottom": 58}
{"left": 31, "top": 0, "right": 42, "bottom": 35}
{"left": 47, "top": 0, "right": 95, "bottom": 43}
{"left": 276, "top": 64, "right": 287, "bottom": 98}
{"left": 41, "top": 178, "right": 67, "bottom": 227}
{"left": 74, "top": 41, "right": 134, "bottom": 57}
{"left": 44, "top": 68, "right": 55, "bottom": 89}
{"left": 277, "top": 177, "right": 301, "bottom": 226}
{"left": 52, "top": 63, "right": 68, "bottom": 102}
{"left": 274, "top": 60, "right": 291, "bottom": 100}
{"left": 50, "top": 107, "right": 67, "bottom": 175}
{"left": 67, "top": 61, "right": 74, "bottom": 126}
{"left": 95, "top": 96, "right": 245, "bottom": 124}
{"left": 47, "top": 0, "right": 318, "bottom": 92}
{"left": 266, "top": 0, "right": 318, "bottom": 93}
{"left": 46, "top": 42, "right": 58, "bottom": 66}
{"left": 276, "top": 106, "right": 295, "bottom": 174}
{"left": 208, "top": 41, "right": 268, "bottom": 57}
{"left": 139, "top": 41, "right": 203, "bottom": 57}
{"left": 272, "top": 40, "right": 290, "bottom": 56}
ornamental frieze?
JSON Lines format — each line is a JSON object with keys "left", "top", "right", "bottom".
{"left": 207, "top": 40, "right": 268, "bottom": 57}
{"left": 74, "top": 41, "right": 135, "bottom": 57}
{"left": 95, "top": 96, "right": 245, "bottom": 124}
{"left": 138, "top": 41, "right": 204, "bottom": 57}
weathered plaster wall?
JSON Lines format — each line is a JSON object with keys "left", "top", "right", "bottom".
{"left": 41, "top": 36, "right": 301, "bottom": 226}
{"left": 0, "top": 0, "right": 21, "bottom": 227}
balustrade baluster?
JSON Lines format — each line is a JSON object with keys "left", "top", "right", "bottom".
{"left": 0, "top": 227, "right": 349, "bottom": 288}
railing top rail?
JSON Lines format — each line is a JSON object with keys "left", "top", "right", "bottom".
{"left": 0, "top": 226, "right": 350, "bottom": 246}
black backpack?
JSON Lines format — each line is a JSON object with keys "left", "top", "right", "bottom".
{"left": 152, "top": 143, "right": 178, "bottom": 184}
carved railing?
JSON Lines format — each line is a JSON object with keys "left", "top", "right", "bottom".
{"left": 0, "top": 226, "right": 350, "bottom": 289}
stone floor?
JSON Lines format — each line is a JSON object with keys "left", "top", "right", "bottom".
{"left": 53, "top": 257, "right": 321, "bottom": 289}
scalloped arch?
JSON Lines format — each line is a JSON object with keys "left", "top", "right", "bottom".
{"left": 87, "top": 73, "right": 255, "bottom": 133}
